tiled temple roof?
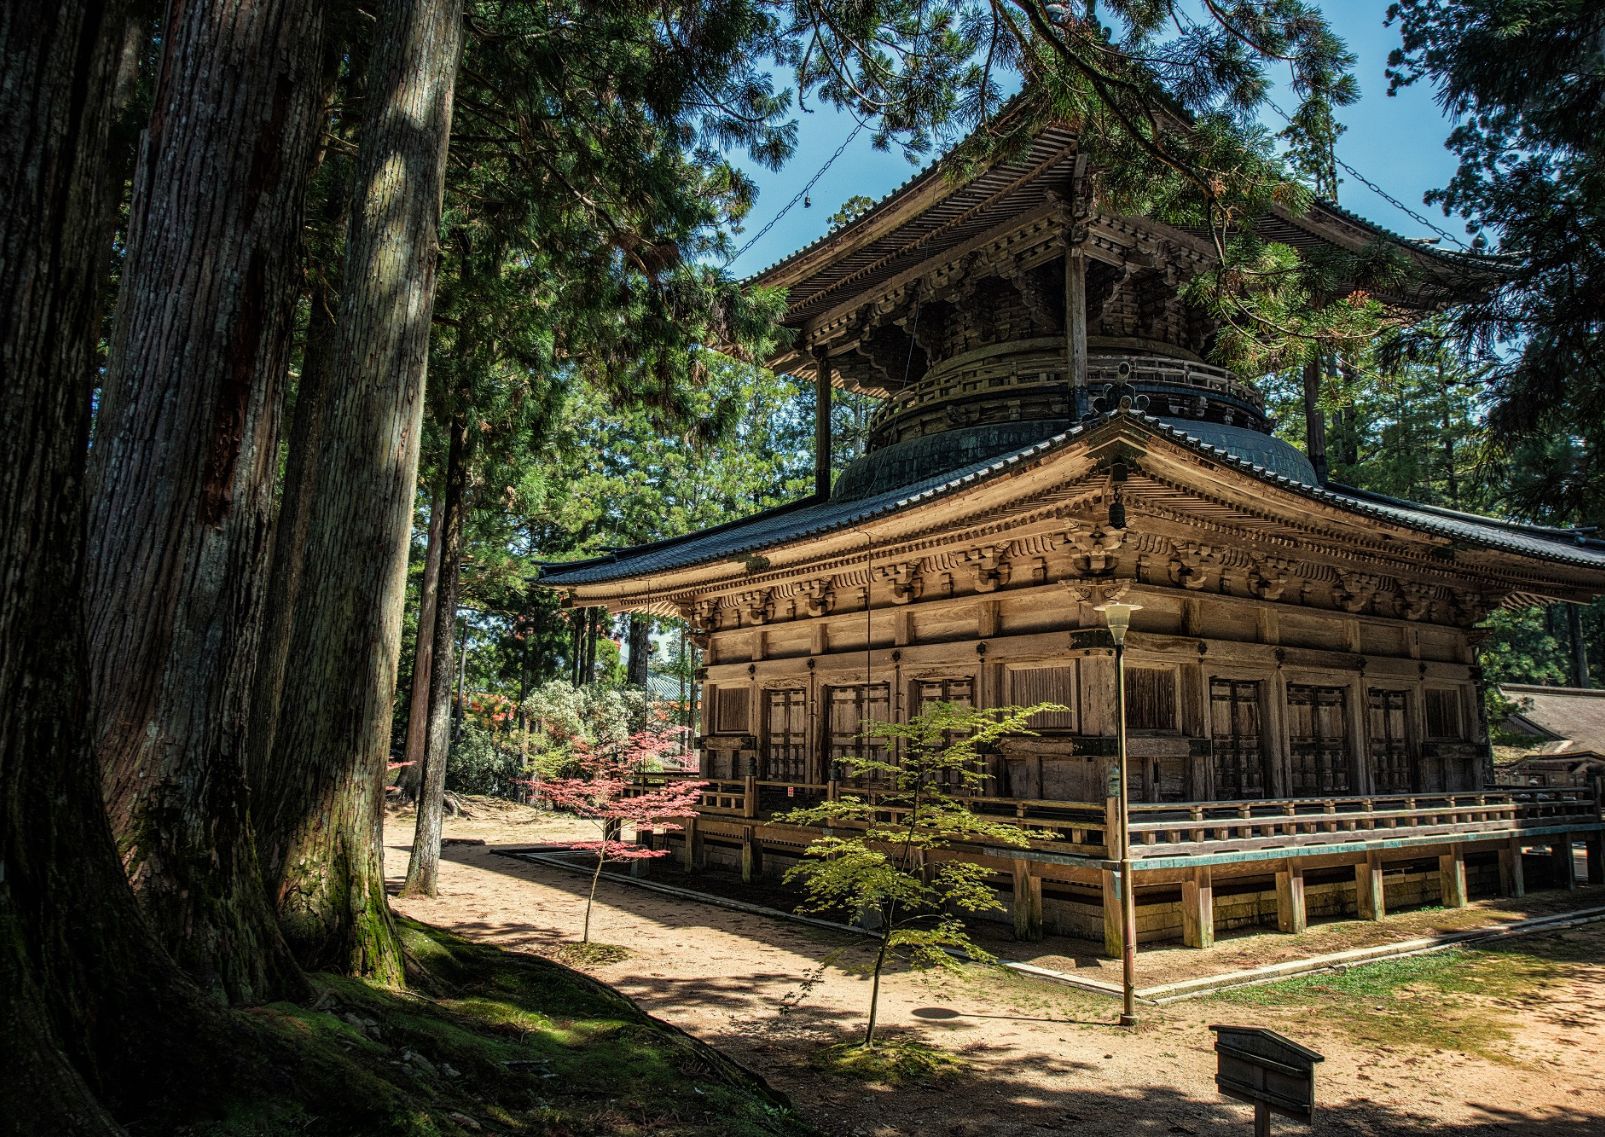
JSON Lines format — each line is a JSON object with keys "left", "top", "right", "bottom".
{"left": 539, "top": 412, "right": 1605, "bottom": 587}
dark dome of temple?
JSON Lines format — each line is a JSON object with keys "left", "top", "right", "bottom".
{"left": 831, "top": 343, "right": 1318, "bottom": 501}
{"left": 832, "top": 418, "right": 1073, "bottom": 502}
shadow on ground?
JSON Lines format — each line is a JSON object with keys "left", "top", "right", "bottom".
{"left": 427, "top": 842, "right": 1605, "bottom": 1137}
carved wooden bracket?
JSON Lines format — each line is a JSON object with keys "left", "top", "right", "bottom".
{"left": 1168, "top": 540, "right": 1219, "bottom": 591}
{"left": 1334, "top": 571, "right": 1382, "bottom": 614}
{"left": 878, "top": 561, "right": 924, "bottom": 604}
{"left": 1067, "top": 523, "right": 1126, "bottom": 576}
{"left": 1248, "top": 555, "right": 1294, "bottom": 601}
{"left": 1397, "top": 581, "right": 1435, "bottom": 621}
{"left": 964, "top": 546, "right": 1011, "bottom": 593}
{"left": 1452, "top": 590, "right": 1497, "bottom": 625}
{"left": 738, "top": 589, "right": 773, "bottom": 626}
{"left": 800, "top": 577, "right": 835, "bottom": 617}
{"left": 689, "top": 597, "right": 720, "bottom": 635}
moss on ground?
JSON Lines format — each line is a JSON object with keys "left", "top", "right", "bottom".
{"left": 809, "top": 1038, "right": 966, "bottom": 1086}
{"left": 1208, "top": 930, "right": 1596, "bottom": 1062}
{"left": 143, "top": 917, "right": 812, "bottom": 1137}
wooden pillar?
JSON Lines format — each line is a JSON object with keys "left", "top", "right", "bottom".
{"left": 1181, "top": 866, "right": 1215, "bottom": 948}
{"left": 1583, "top": 830, "right": 1605, "bottom": 885}
{"left": 1355, "top": 851, "right": 1386, "bottom": 920}
{"left": 1101, "top": 868, "right": 1123, "bottom": 958}
{"left": 1551, "top": 836, "right": 1578, "bottom": 890}
{"left": 1066, "top": 245, "right": 1088, "bottom": 415}
{"left": 1275, "top": 861, "right": 1307, "bottom": 934}
{"left": 740, "top": 826, "right": 760, "bottom": 883}
{"left": 681, "top": 815, "right": 701, "bottom": 871}
{"left": 812, "top": 345, "right": 832, "bottom": 499}
{"left": 1499, "top": 836, "right": 1525, "bottom": 898}
{"left": 1012, "top": 859, "right": 1043, "bottom": 941}
{"left": 1438, "top": 847, "right": 1468, "bottom": 908}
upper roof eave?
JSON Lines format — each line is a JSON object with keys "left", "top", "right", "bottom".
{"left": 741, "top": 110, "right": 1508, "bottom": 325}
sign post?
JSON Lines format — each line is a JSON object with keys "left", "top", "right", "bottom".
{"left": 1209, "top": 1025, "right": 1323, "bottom": 1134}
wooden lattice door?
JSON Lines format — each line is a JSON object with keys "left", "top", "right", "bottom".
{"left": 913, "top": 677, "right": 975, "bottom": 788}
{"left": 826, "top": 683, "right": 890, "bottom": 784}
{"left": 762, "top": 688, "right": 809, "bottom": 783}
{"left": 1368, "top": 688, "right": 1413, "bottom": 793}
{"left": 1287, "top": 684, "right": 1351, "bottom": 795}
{"left": 1210, "top": 679, "right": 1266, "bottom": 799}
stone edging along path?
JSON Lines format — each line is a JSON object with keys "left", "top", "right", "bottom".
{"left": 496, "top": 846, "right": 1605, "bottom": 1005}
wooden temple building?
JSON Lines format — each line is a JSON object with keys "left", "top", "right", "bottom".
{"left": 542, "top": 121, "right": 1605, "bottom": 951}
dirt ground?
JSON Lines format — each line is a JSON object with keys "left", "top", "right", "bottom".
{"left": 387, "top": 799, "right": 1605, "bottom": 1137}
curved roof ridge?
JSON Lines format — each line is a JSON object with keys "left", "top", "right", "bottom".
{"left": 1324, "top": 481, "right": 1603, "bottom": 543}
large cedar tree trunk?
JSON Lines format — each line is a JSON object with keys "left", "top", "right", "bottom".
{"left": 397, "top": 480, "right": 447, "bottom": 803}
{"left": 261, "top": 0, "right": 463, "bottom": 981}
{"left": 0, "top": 4, "right": 241, "bottom": 1130}
{"left": 401, "top": 412, "right": 470, "bottom": 897}
{"left": 82, "top": 0, "right": 325, "bottom": 1005}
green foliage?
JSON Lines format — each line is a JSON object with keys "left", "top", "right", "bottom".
{"left": 778, "top": 702, "right": 1060, "bottom": 1045}
{"left": 445, "top": 721, "right": 525, "bottom": 798}
{"left": 1387, "top": 0, "right": 1605, "bottom": 523}
{"left": 1264, "top": 316, "right": 1489, "bottom": 508}
{"left": 826, "top": 194, "right": 877, "bottom": 229}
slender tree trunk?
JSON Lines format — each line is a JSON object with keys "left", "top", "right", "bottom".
{"left": 262, "top": 0, "right": 462, "bottom": 982}
{"left": 1438, "top": 363, "right": 1461, "bottom": 509}
{"left": 627, "top": 613, "right": 651, "bottom": 686}
{"left": 584, "top": 607, "right": 599, "bottom": 684}
{"left": 402, "top": 412, "right": 469, "bottom": 898}
{"left": 456, "top": 613, "right": 469, "bottom": 720}
{"left": 572, "top": 609, "right": 584, "bottom": 684}
{"left": 398, "top": 480, "right": 446, "bottom": 803}
{"left": 584, "top": 846, "right": 609, "bottom": 944}
{"left": 1568, "top": 603, "right": 1591, "bottom": 690}
{"left": 79, "top": 0, "right": 323, "bottom": 1006}
{"left": 0, "top": 4, "right": 242, "bottom": 1128}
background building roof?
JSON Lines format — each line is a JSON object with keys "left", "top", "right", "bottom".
{"left": 1498, "top": 684, "right": 1605, "bottom": 755}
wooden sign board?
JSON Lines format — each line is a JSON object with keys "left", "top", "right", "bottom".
{"left": 1209, "top": 1025, "right": 1323, "bottom": 1130}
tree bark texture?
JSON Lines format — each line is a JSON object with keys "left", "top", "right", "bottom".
{"left": 262, "top": 0, "right": 462, "bottom": 982}
{"left": 402, "top": 413, "right": 469, "bottom": 898}
{"left": 81, "top": 0, "right": 325, "bottom": 1006}
{"left": 0, "top": 4, "right": 238, "bottom": 1130}
{"left": 628, "top": 613, "right": 651, "bottom": 687}
{"left": 398, "top": 480, "right": 446, "bottom": 803}
{"left": 246, "top": 197, "right": 343, "bottom": 817}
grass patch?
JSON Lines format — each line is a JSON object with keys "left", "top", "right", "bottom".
{"left": 141, "top": 917, "right": 811, "bottom": 1136}
{"left": 810, "top": 1038, "right": 966, "bottom": 1086}
{"left": 554, "top": 941, "right": 633, "bottom": 967}
{"left": 1209, "top": 932, "right": 1596, "bottom": 1062}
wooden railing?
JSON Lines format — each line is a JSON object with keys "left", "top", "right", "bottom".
{"left": 658, "top": 777, "right": 1600, "bottom": 861}
{"left": 1125, "top": 787, "right": 1600, "bottom": 857}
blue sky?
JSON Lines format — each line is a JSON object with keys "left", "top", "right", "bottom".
{"left": 722, "top": 2, "right": 1469, "bottom": 278}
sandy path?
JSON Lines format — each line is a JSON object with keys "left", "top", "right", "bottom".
{"left": 387, "top": 804, "right": 1605, "bottom": 1137}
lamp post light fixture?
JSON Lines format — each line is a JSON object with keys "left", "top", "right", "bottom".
{"left": 1096, "top": 599, "right": 1142, "bottom": 1027}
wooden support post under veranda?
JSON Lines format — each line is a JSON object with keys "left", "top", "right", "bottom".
{"left": 1276, "top": 861, "right": 1307, "bottom": 934}
{"left": 1355, "top": 851, "right": 1386, "bottom": 920}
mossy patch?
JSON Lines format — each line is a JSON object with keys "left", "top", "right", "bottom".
{"left": 554, "top": 941, "right": 633, "bottom": 967}
{"left": 141, "top": 917, "right": 811, "bottom": 1136}
{"left": 810, "top": 1038, "right": 966, "bottom": 1086}
{"left": 1208, "top": 932, "right": 1596, "bottom": 1063}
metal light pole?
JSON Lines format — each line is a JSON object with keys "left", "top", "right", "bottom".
{"left": 1098, "top": 600, "right": 1142, "bottom": 1027}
